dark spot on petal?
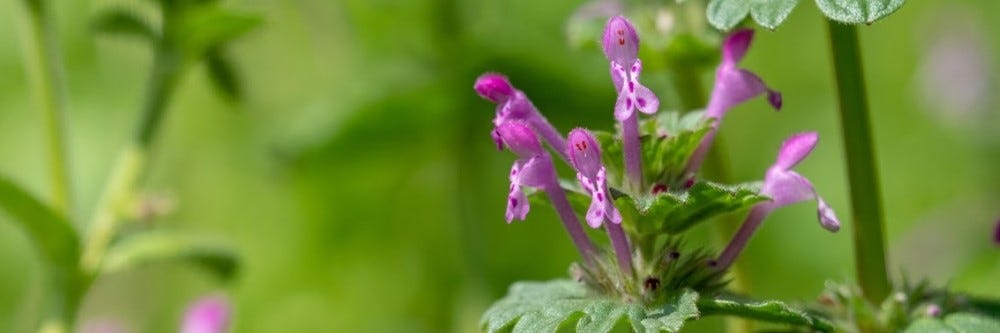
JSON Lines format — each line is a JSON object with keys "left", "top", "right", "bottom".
{"left": 628, "top": 81, "right": 634, "bottom": 93}
{"left": 644, "top": 277, "right": 660, "bottom": 292}
{"left": 651, "top": 184, "right": 668, "bottom": 194}
{"left": 636, "top": 98, "right": 646, "bottom": 108}
{"left": 618, "top": 38, "right": 625, "bottom": 46}
{"left": 684, "top": 178, "right": 695, "bottom": 189}
{"left": 510, "top": 198, "right": 518, "bottom": 207}
{"left": 596, "top": 192, "right": 604, "bottom": 202}
{"left": 625, "top": 99, "right": 632, "bottom": 109}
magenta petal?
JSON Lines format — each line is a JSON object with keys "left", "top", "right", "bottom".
{"left": 585, "top": 194, "right": 604, "bottom": 228}
{"left": 610, "top": 62, "right": 625, "bottom": 92}
{"left": 613, "top": 93, "right": 633, "bottom": 121}
{"left": 723, "top": 29, "right": 754, "bottom": 65}
{"left": 763, "top": 169, "right": 816, "bottom": 207}
{"left": 706, "top": 68, "right": 770, "bottom": 119}
{"left": 514, "top": 156, "right": 554, "bottom": 188}
{"left": 602, "top": 16, "right": 639, "bottom": 68}
{"left": 474, "top": 73, "right": 514, "bottom": 103}
{"left": 633, "top": 83, "right": 659, "bottom": 114}
{"left": 817, "top": 198, "right": 840, "bottom": 232}
{"left": 506, "top": 184, "right": 529, "bottom": 223}
{"left": 774, "top": 132, "right": 819, "bottom": 170}
{"left": 182, "top": 295, "right": 231, "bottom": 333}
{"left": 767, "top": 89, "right": 783, "bottom": 110}
{"left": 568, "top": 128, "right": 603, "bottom": 178}
{"left": 496, "top": 122, "right": 543, "bottom": 158}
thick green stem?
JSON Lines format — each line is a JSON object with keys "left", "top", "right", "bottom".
{"left": 20, "top": 0, "right": 73, "bottom": 217}
{"left": 82, "top": 49, "right": 182, "bottom": 273}
{"left": 825, "top": 21, "right": 891, "bottom": 305}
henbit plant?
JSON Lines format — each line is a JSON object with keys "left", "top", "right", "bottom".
{"left": 484, "top": 0, "right": 1000, "bottom": 332}
{"left": 3, "top": 0, "right": 259, "bottom": 332}
{"left": 476, "top": 17, "right": 843, "bottom": 332}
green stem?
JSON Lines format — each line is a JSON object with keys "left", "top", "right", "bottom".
{"left": 20, "top": 0, "right": 73, "bottom": 217}
{"left": 825, "top": 21, "right": 891, "bottom": 305}
{"left": 82, "top": 49, "right": 182, "bottom": 273}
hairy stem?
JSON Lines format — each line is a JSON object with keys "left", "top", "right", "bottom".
{"left": 620, "top": 113, "right": 643, "bottom": 192}
{"left": 545, "top": 183, "right": 597, "bottom": 261}
{"left": 20, "top": 0, "right": 72, "bottom": 216}
{"left": 826, "top": 21, "right": 891, "bottom": 305}
{"left": 605, "top": 221, "right": 632, "bottom": 273}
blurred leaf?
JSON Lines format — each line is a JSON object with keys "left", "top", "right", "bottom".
{"left": 707, "top": 0, "right": 904, "bottom": 30}
{"left": 174, "top": 7, "right": 261, "bottom": 57}
{"left": 903, "top": 313, "right": 1000, "bottom": 333}
{"left": 0, "top": 176, "right": 78, "bottom": 266}
{"left": 621, "top": 181, "right": 767, "bottom": 235}
{"left": 815, "top": 0, "right": 905, "bottom": 24}
{"left": 697, "top": 294, "right": 834, "bottom": 332}
{"left": 204, "top": 50, "right": 243, "bottom": 102}
{"left": 91, "top": 8, "right": 158, "bottom": 42}
{"left": 102, "top": 231, "right": 239, "bottom": 280}
{"left": 481, "top": 280, "right": 699, "bottom": 333}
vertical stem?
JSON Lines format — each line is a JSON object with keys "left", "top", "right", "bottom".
{"left": 620, "top": 113, "right": 643, "bottom": 192}
{"left": 20, "top": 0, "right": 73, "bottom": 216}
{"left": 825, "top": 21, "right": 891, "bottom": 304}
{"left": 528, "top": 114, "right": 569, "bottom": 163}
{"left": 714, "top": 206, "right": 769, "bottom": 270}
{"left": 82, "top": 49, "right": 182, "bottom": 273}
{"left": 544, "top": 183, "right": 597, "bottom": 261}
{"left": 605, "top": 222, "right": 632, "bottom": 273}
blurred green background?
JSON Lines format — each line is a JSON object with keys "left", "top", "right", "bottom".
{"left": 1, "top": 0, "right": 998, "bottom": 332}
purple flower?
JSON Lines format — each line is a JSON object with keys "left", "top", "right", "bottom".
{"left": 182, "top": 294, "right": 231, "bottom": 333}
{"left": 714, "top": 133, "right": 839, "bottom": 270}
{"left": 603, "top": 16, "right": 659, "bottom": 121}
{"left": 687, "top": 29, "right": 782, "bottom": 176}
{"left": 496, "top": 122, "right": 597, "bottom": 259}
{"left": 567, "top": 129, "right": 621, "bottom": 228}
{"left": 602, "top": 16, "right": 658, "bottom": 190}
{"left": 475, "top": 73, "right": 568, "bottom": 160}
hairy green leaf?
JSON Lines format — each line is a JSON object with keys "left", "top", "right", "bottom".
{"left": 904, "top": 313, "right": 1000, "bottom": 333}
{"left": 0, "top": 176, "right": 78, "bottom": 266}
{"left": 92, "top": 8, "right": 158, "bottom": 42}
{"left": 481, "top": 280, "right": 699, "bottom": 333}
{"left": 698, "top": 295, "right": 834, "bottom": 332}
{"left": 708, "top": 0, "right": 904, "bottom": 30}
{"left": 102, "top": 231, "right": 239, "bottom": 280}
{"left": 620, "top": 181, "right": 767, "bottom": 235}
{"left": 815, "top": 0, "right": 905, "bottom": 24}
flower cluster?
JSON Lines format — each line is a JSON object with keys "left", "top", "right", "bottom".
{"left": 474, "top": 16, "right": 840, "bottom": 298}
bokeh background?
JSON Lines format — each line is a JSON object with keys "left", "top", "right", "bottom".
{"left": 1, "top": 0, "right": 998, "bottom": 332}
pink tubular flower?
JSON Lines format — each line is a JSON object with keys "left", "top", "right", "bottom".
{"left": 181, "top": 294, "right": 232, "bottom": 333}
{"left": 496, "top": 122, "right": 597, "bottom": 259}
{"left": 714, "top": 132, "right": 839, "bottom": 270}
{"left": 474, "top": 73, "right": 569, "bottom": 161}
{"left": 602, "top": 15, "right": 658, "bottom": 190}
{"left": 567, "top": 129, "right": 622, "bottom": 228}
{"left": 687, "top": 29, "right": 782, "bottom": 176}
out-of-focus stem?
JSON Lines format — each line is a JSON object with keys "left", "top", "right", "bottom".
{"left": 528, "top": 114, "right": 569, "bottom": 163}
{"left": 82, "top": 49, "right": 182, "bottom": 273}
{"left": 826, "top": 21, "right": 891, "bottom": 305}
{"left": 20, "top": 0, "right": 73, "bottom": 216}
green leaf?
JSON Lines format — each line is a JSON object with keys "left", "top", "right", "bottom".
{"left": 102, "top": 231, "right": 239, "bottom": 280}
{"left": 904, "top": 313, "right": 1000, "bottom": 333}
{"left": 815, "top": 0, "right": 905, "bottom": 24}
{"left": 204, "top": 50, "right": 243, "bottom": 102}
{"left": 91, "top": 8, "right": 158, "bottom": 42}
{"left": 174, "top": 7, "right": 262, "bottom": 57}
{"left": 481, "top": 280, "right": 699, "bottom": 333}
{"left": 697, "top": 295, "right": 834, "bottom": 332}
{"left": 0, "top": 176, "right": 79, "bottom": 266}
{"left": 708, "top": 0, "right": 903, "bottom": 30}
{"left": 621, "top": 181, "right": 767, "bottom": 235}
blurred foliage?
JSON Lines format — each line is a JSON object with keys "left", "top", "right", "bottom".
{"left": 0, "top": 0, "right": 998, "bottom": 332}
